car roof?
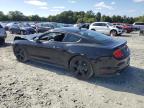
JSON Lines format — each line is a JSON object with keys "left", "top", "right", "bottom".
{"left": 93, "top": 22, "right": 109, "bottom": 24}
{"left": 51, "top": 27, "right": 87, "bottom": 33}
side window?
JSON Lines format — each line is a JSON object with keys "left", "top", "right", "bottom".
{"left": 93, "top": 23, "right": 99, "bottom": 26}
{"left": 101, "top": 23, "right": 107, "bottom": 26}
{"left": 39, "top": 32, "right": 65, "bottom": 42}
{"left": 39, "top": 32, "right": 57, "bottom": 41}
{"left": 63, "top": 33, "right": 81, "bottom": 42}
{"left": 93, "top": 23, "right": 106, "bottom": 26}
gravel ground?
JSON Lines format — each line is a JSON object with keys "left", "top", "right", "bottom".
{"left": 0, "top": 32, "right": 144, "bottom": 108}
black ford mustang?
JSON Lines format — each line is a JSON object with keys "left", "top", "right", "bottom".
{"left": 13, "top": 27, "right": 130, "bottom": 79}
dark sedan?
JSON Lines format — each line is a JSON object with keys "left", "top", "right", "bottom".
{"left": 36, "top": 23, "right": 54, "bottom": 33}
{"left": 0, "top": 24, "right": 7, "bottom": 45}
{"left": 9, "top": 23, "right": 36, "bottom": 35}
{"left": 13, "top": 27, "right": 130, "bottom": 79}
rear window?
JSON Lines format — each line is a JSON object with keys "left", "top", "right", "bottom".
{"left": 79, "top": 30, "right": 113, "bottom": 43}
{"left": 63, "top": 33, "right": 81, "bottom": 42}
{"left": 135, "top": 23, "right": 144, "bottom": 25}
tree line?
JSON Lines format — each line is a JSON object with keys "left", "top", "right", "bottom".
{"left": 0, "top": 10, "right": 144, "bottom": 24}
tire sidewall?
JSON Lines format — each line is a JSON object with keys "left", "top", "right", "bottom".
{"left": 110, "top": 30, "right": 117, "bottom": 36}
{"left": 69, "top": 56, "right": 93, "bottom": 80}
{"left": 14, "top": 46, "right": 28, "bottom": 62}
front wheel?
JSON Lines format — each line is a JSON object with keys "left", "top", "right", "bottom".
{"left": 13, "top": 46, "right": 28, "bottom": 62}
{"left": 69, "top": 56, "right": 93, "bottom": 80}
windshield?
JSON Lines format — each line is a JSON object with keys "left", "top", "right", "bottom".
{"left": 79, "top": 30, "right": 113, "bottom": 44}
{"left": 107, "top": 23, "right": 113, "bottom": 26}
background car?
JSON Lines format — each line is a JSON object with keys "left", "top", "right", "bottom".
{"left": 89, "top": 22, "right": 124, "bottom": 36}
{"left": 0, "top": 24, "right": 7, "bottom": 45}
{"left": 9, "top": 23, "right": 36, "bottom": 35}
{"left": 74, "top": 23, "right": 90, "bottom": 29}
{"left": 13, "top": 27, "right": 130, "bottom": 79}
{"left": 113, "top": 23, "right": 133, "bottom": 33}
{"left": 35, "top": 23, "right": 54, "bottom": 33}
{"left": 4, "top": 22, "right": 19, "bottom": 31}
{"left": 133, "top": 22, "right": 144, "bottom": 31}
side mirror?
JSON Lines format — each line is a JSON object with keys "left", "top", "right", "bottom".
{"left": 107, "top": 25, "right": 109, "bottom": 28}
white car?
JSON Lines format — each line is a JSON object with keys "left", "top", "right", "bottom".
{"left": 0, "top": 24, "right": 7, "bottom": 45}
{"left": 89, "top": 22, "right": 124, "bottom": 36}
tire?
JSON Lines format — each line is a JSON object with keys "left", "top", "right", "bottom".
{"left": 91, "top": 29, "right": 95, "bottom": 31}
{"left": 110, "top": 30, "right": 117, "bottom": 36}
{"left": 13, "top": 46, "right": 28, "bottom": 62}
{"left": 0, "top": 38, "right": 5, "bottom": 45}
{"left": 69, "top": 56, "right": 93, "bottom": 80}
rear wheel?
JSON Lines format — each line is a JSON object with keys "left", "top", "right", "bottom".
{"left": 110, "top": 30, "right": 117, "bottom": 36}
{"left": 13, "top": 46, "right": 28, "bottom": 62}
{"left": 69, "top": 56, "right": 93, "bottom": 80}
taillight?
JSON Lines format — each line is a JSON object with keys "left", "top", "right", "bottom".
{"left": 113, "top": 49, "right": 124, "bottom": 59}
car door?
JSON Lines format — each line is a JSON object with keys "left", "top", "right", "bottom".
{"left": 27, "top": 32, "right": 67, "bottom": 65}
{"left": 100, "top": 23, "right": 110, "bottom": 34}
{"left": 93, "top": 23, "right": 104, "bottom": 33}
{"left": 99, "top": 23, "right": 109, "bottom": 34}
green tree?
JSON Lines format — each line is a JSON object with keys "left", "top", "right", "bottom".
{"left": 96, "top": 12, "right": 101, "bottom": 22}
{"left": 7, "top": 11, "right": 25, "bottom": 21}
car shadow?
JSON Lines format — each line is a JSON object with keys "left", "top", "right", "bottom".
{"left": 116, "top": 34, "right": 132, "bottom": 37}
{"left": 25, "top": 60, "right": 144, "bottom": 96}
{"left": 89, "top": 66, "right": 144, "bottom": 96}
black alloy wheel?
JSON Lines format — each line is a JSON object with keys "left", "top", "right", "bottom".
{"left": 14, "top": 47, "right": 28, "bottom": 62}
{"left": 69, "top": 56, "right": 93, "bottom": 80}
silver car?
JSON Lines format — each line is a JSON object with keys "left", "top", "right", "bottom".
{"left": 89, "top": 22, "right": 124, "bottom": 36}
{"left": 0, "top": 24, "right": 7, "bottom": 45}
{"left": 133, "top": 22, "right": 144, "bottom": 31}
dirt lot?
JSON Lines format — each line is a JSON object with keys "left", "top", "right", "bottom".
{"left": 0, "top": 32, "right": 144, "bottom": 108}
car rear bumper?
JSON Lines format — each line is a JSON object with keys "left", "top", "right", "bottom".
{"left": 91, "top": 56, "right": 130, "bottom": 76}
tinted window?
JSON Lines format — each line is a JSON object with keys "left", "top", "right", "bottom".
{"left": 79, "top": 30, "right": 113, "bottom": 44}
{"left": 135, "top": 23, "right": 144, "bottom": 25}
{"left": 63, "top": 33, "right": 81, "bottom": 42}
{"left": 40, "top": 32, "right": 65, "bottom": 42}
{"left": 101, "top": 23, "right": 107, "bottom": 26}
{"left": 93, "top": 23, "right": 107, "bottom": 26}
{"left": 93, "top": 23, "right": 100, "bottom": 26}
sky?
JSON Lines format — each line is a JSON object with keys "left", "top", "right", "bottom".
{"left": 0, "top": 0, "right": 144, "bottom": 17}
